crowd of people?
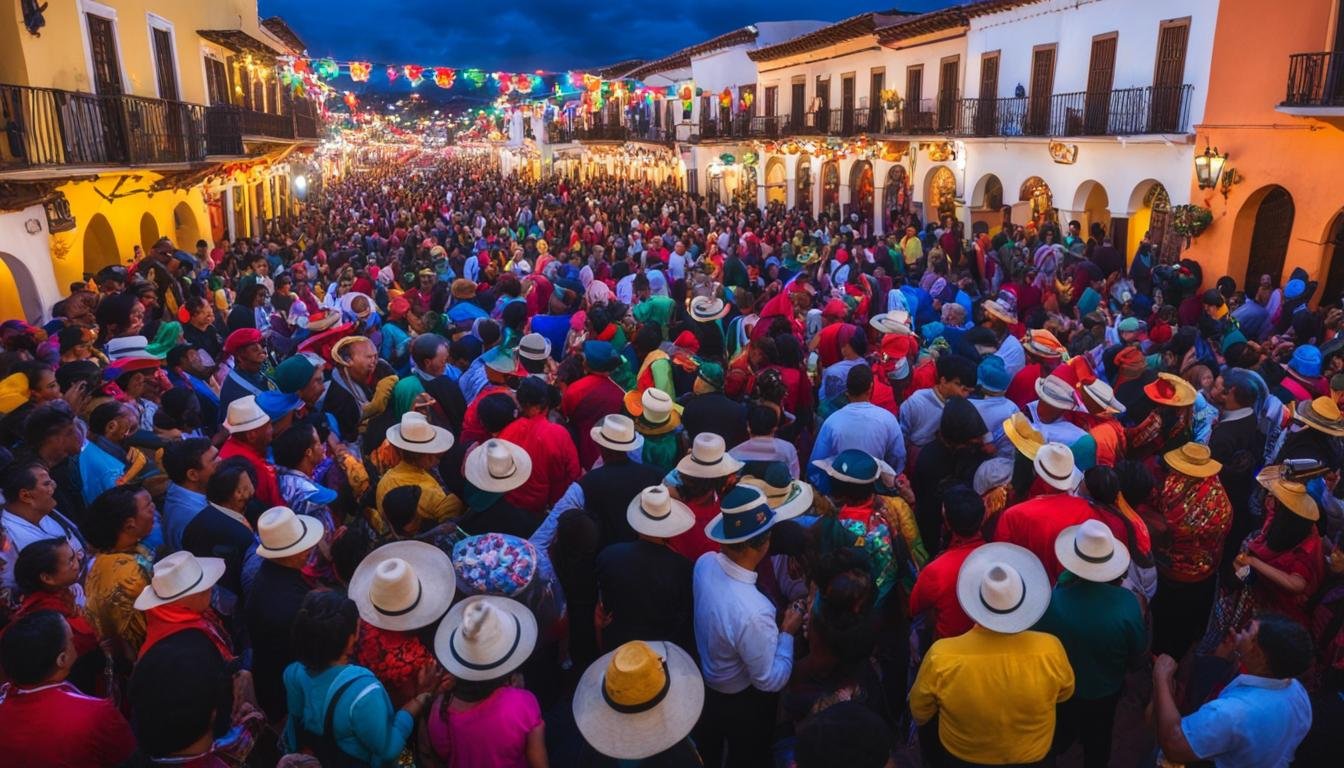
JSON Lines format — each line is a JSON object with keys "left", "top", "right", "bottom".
{"left": 0, "top": 151, "right": 1341, "bottom": 768}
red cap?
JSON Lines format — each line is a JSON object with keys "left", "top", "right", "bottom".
{"left": 823, "top": 299, "right": 848, "bottom": 319}
{"left": 223, "top": 328, "right": 263, "bottom": 356}
{"left": 388, "top": 296, "right": 410, "bottom": 320}
{"left": 674, "top": 330, "right": 701, "bottom": 353}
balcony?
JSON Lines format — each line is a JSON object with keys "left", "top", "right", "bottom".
{"left": 0, "top": 83, "right": 207, "bottom": 173}
{"left": 1281, "top": 52, "right": 1344, "bottom": 115}
{"left": 204, "top": 104, "right": 322, "bottom": 155}
{"left": 947, "top": 85, "right": 1192, "bottom": 137}
{"left": 694, "top": 115, "right": 752, "bottom": 141}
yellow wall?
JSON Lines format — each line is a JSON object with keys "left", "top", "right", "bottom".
{"left": 0, "top": 257, "right": 23, "bottom": 318}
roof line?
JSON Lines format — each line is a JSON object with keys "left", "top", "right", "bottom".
{"left": 625, "top": 25, "right": 760, "bottom": 79}
{"left": 747, "top": 10, "right": 915, "bottom": 63}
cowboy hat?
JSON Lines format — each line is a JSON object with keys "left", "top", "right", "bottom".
{"left": 1080, "top": 379, "right": 1126, "bottom": 415}
{"left": 517, "top": 333, "right": 552, "bottom": 362}
{"left": 956, "top": 542, "right": 1051, "bottom": 633}
{"left": 134, "top": 551, "right": 226, "bottom": 611}
{"left": 1144, "top": 372, "right": 1196, "bottom": 407}
{"left": 464, "top": 439, "right": 532, "bottom": 493}
{"left": 1033, "top": 441, "right": 1082, "bottom": 492}
{"left": 1034, "top": 374, "right": 1079, "bottom": 411}
{"left": 1021, "top": 329, "right": 1064, "bottom": 359}
{"left": 573, "top": 640, "right": 704, "bottom": 760}
{"left": 705, "top": 484, "right": 777, "bottom": 544}
{"left": 434, "top": 595, "right": 538, "bottom": 681}
{"left": 1003, "top": 413, "right": 1045, "bottom": 460}
{"left": 1256, "top": 466, "right": 1321, "bottom": 521}
{"left": 350, "top": 541, "right": 456, "bottom": 631}
{"left": 255, "top": 506, "right": 326, "bottom": 560}
{"left": 626, "top": 485, "right": 696, "bottom": 539}
{"left": 591, "top": 414, "right": 645, "bottom": 453}
{"left": 223, "top": 395, "right": 270, "bottom": 434}
{"left": 106, "top": 334, "right": 166, "bottom": 361}
{"left": 868, "top": 311, "right": 913, "bottom": 336}
{"left": 689, "top": 295, "right": 729, "bottom": 322}
{"left": 676, "top": 433, "right": 744, "bottom": 479}
{"left": 810, "top": 448, "right": 893, "bottom": 486}
{"left": 387, "top": 411, "right": 455, "bottom": 454}
{"left": 983, "top": 298, "right": 1018, "bottom": 325}
{"left": 1055, "top": 519, "right": 1131, "bottom": 583}
{"left": 738, "top": 462, "right": 814, "bottom": 521}
{"left": 1293, "top": 396, "right": 1344, "bottom": 438}
{"left": 624, "top": 388, "right": 680, "bottom": 435}
{"left": 1163, "top": 442, "right": 1222, "bottom": 478}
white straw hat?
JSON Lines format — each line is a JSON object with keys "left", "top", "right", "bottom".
{"left": 134, "top": 551, "right": 226, "bottom": 611}
{"left": 386, "top": 411, "right": 455, "bottom": 454}
{"left": 626, "top": 485, "right": 695, "bottom": 539}
{"left": 1081, "top": 379, "right": 1126, "bottom": 415}
{"left": 955, "top": 542, "right": 1050, "bottom": 634}
{"left": 517, "top": 333, "right": 552, "bottom": 362}
{"left": 641, "top": 388, "right": 675, "bottom": 425}
{"left": 1033, "top": 441, "right": 1082, "bottom": 492}
{"left": 688, "top": 295, "right": 729, "bottom": 322}
{"left": 223, "top": 394, "right": 270, "bottom": 433}
{"left": 254, "top": 506, "right": 325, "bottom": 560}
{"left": 349, "top": 541, "right": 456, "bottom": 631}
{"left": 869, "top": 310, "right": 913, "bottom": 336}
{"left": 1054, "top": 519, "right": 1131, "bottom": 583}
{"left": 464, "top": 438, "right": 533, "bottom": 493}
{"left": 434, "top": 595, "right": 538, "bottom": 681}
{"left": 675, "top": 433, "right": 744, "bottom": 479}
{"left": 591, "top": 414, "right": 646, "bottom": 453}
{"left": 573, "top": 640, "right": 704, "bottom": 760}
{"left": 1034, "top": 375, "right": 1079, "bottom": 411}
{"left": 106, "top": 335, "right": 163, "bottom": 361}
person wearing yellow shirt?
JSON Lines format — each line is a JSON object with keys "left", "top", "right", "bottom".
{"left": 374, "top": 412, "right": 463, "bottom": 534}
{"left": 910, "top": 542, "right": 1074, "bottom": 767}
{"left": 900, "top": 225, "right": 924, "bottom": 270}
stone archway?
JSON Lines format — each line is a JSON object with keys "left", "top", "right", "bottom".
{"left": 1019, "top": 176, "right": 1055, "bottom": 225}
{"left": 820, "top": 160, "right": 840, "bottom": 218}
{"left": 1231, "top": 185, "right": 1295, "bottom": 289}
{"left": 1127, "top": 179, "right": 1180, "bottom": 263}
{"left": 0, "top": 252, "right": 43, "bottom": 322}
{"left": 173, "top": 202, "right": 202, "bottom": 250}
{"left": 884, "top": 165, "right": 910, "bottom": 227}
{"left": 925, "top": 165, "right": 958, "bottom": 225}
{"left": 764, "top": 157, "right": 787, "bottom": 204}
{"left": 795, "top": 154, "right": 812, "bottom": 215}
{"left": 848, "top": 160, "right": 874, "bottom": 219}
{"left": 139, "top": 211, "right": 161, "bottom": 253}
{"left": 83, "top": 212, "right": 120, "bottom": 275}
{"left": 1072, "top": 180, "right": 1111, "bottom": 237}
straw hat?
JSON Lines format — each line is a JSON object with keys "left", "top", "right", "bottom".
{"left": 738, "top": 462, "right": 814, "bottom": 521}
{"left": 983, "top": 298, "right": 1018, "bottom": 325}
{"left": 1021, "top": 329, "right": 1064, "bottom": 359}
{"left": 810, "top": 449, "right": 893, "bottom": 485}
{"left": 349, "top": 541, "right": 456, "bottom": 631}
{"left": 106, "top": 335, "right": 165, "bottom": 361}
{"left": 573, "top": 641, "right": 704, "bottom": 760}
{"left": 1256, "top": 467, "right": 1320, "bottom": 521}
{"left": 517, "top": 333, "right": 552, "bottom": 362}
{"left": 223, "top": 394, "right": 270, "bottom": 434}
{"left": 434, "top": 595, "right": 538, "bottom": 681}
{"left": 464, "top": 439, "right": 532, "bottom": 493}
{"left": 1034, "top": 374, "right": 1080, "bottom": 411}
{"left": 705, "top": 484, "right": 777, "bottom": 544}
{"left": 1163, "top": 442, "right": 1222, "bottom": 479}
{"left": 624, "top": 388, "right": 680, "bottom": 435}
{"left": 868, "top": 311, "right": 913, "bottom": 336}
{"left": 1033, "top": 441, "right": 1082, "bottom": 492}
{"left": 591, "top": 414, "right": 645, "bottom": 453}
{"left": 1003, "top": 413, "right": 1045, "bottom": 460}
{"left": 134, "top": 551, "right": 226, "bottom": 611}
{"left": 255, "top": 506, "right": 326, "bottom": 560}
{"left": 1293, "top": 396, "right": 1344, "bottom": 438}
{"left": 956, "top": 543, "right": 1050, "bottom": 634}
{"left": 626, "top": 485, "right": 696, "bottom": 539}
{"left": 688, "top": 296, "right": 729, "bottom": 322}
{"left": 675, "top": 433, "right": 744, "bottom": 479}
{"left": 386, "top": 411, "right": 455, "bottom": 454}
{"left": 1144, "top": 372, "right": 1196, "bottom": 407}
{"left": 1081, "top": 379, "right": 1126, "bottom": 415}
{"left": 1055, "top": 519, "right": 1131, "bottom": 583}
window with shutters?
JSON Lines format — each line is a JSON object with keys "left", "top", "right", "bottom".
{"left": 765, "top": 86, "right": 778, "bottom": 117}
{"left": 1084, "top": 33, "right": 1117, "bottom": 135}
{"left": 204, "top": 56, "right": 229, "bottom": 106}
{"left": 976, "top": 52, "right": 1000, "bottom": 136}
{"left": 86, "top": 12, "right": 123, "bottom": 96}
{"left": 1151, "top": 19, "right": 1190, "bottom": 131}
{"left": 149, "top": 24, "right": 178, "bottom": 101}
{"left": 790, "top": 81, "right": 805, "bottom": 128}
{"left": 1028, "top": 45, "right": 1056, "bottom": 136}
{"left": 905, "top": 65, "right": 924, "bottom": 129}
{"left": 869, "top": 70, "right": 884, "bottom": 131}
{"left": 938, "top": 56, "right": 959, "bottom": 130}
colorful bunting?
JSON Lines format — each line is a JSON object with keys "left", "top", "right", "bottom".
{"left": 403, "top": 65, "right": 425, "bottom": 86}
{"left": 348, "top": 61, "right": 371, "bottom": 82}
{"left": 433, "top": 67, "right": 456, "bottom": 88}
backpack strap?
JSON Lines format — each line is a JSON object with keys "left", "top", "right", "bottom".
{"left": 322, "top": 675, "right": 363, "bottom": 738}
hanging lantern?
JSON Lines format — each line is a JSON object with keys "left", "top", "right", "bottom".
{"left": 315, "top": 58, "right": 339, "bottom": 79}
{"left": 463, "top": 69, "right": 486, "bottom": 88}
{"left": 433, "top": 67, "right": 456, "bottom": 88}
{"left": 584, "top": 74, "right": 602, "bottom": 92}
{"left": 404, "top": 65, "right": 425, "bottom": 86}
{"left": 292, "top": 59, "right": 311, "bottom": 75}
{"left": 348, "top": 62, "right": 371, "bottom": 82}
{"left": 514, "top": 74, "right": 535, "bottom": 93}
{"left": 386, "top": 66, "right": 399, "bottom": 82}
{"left": 343, "top": 91, "right": 358, "bottom": 110}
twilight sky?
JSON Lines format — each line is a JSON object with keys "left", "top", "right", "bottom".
{"left": 259, "top": 1, "right": 961, "bottom": 73}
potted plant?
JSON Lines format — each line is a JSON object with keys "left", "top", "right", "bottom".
{"left": 880, "top": 89, "right": 901, "bottom": 131}
{"left": 1171, "top": 203, "right": 1213, "bottom": 240}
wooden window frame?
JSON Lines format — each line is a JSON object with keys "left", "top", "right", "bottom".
{"left": 1152, "top": 18, "right": 1192, "bottom": 84}
{"left": 78, "top": 0, "right": 129, "bottom": 96}
{"left": 1030, "top": 43, "right": 1058, "bottom": 97}
{"left": 978, "top": 51, "right": 1000, "bottom": 98}
{"left": 146, "top": 13, "right": 180, "bottom": 101}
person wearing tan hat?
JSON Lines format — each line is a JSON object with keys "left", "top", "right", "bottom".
{"left": 669, "top": 433, "right": 746, "bottom": 561}
{"left": 993, "top": 442, "right": 1101, "bottom": 581}
{"left": 573, "top": 640, "right": 705, "bottom": 763}
{"left": 1150, "top": 442, "right": 1232, "bottom": 660}
{"left": 624, "top": 387, "right": 683, "bottom": 474}
{"left": 458, "top": 438, "right": 540, "bottom": 538}
{"left": 135, "top": 551, "right": 233, "bottom": 662}
{"left": 1026, "top": 373, "right": 1088, "bottom": 447}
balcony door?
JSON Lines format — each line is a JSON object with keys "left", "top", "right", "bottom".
{"left": 85, "top": 11, "right": 127, "bottom": 164}
{"left": 841, "top": 75, "right": 855, "bottom": 134}
{"left": 790, "top": 81, "right": 804, "bottom": 129}
{"left": 1084, "top": 34, "right": 1117, "bottom": 135}
{"left": 938, "top": 57, "right": 959, "bottom": 130}
{"left": 1028, "top": 45, "right": 1056, "bottom": 135}
{"left": 151, "top": 26, "right": 178, "bottom": 101}
{"left": 86, "top": 13, "right": 123, "bottom": 95}
{"left": 976, "top": 52, "right": 999, "bottom": 136}
{"left": 869, "top": 70, "right": 884, "bottom": 131}
{"left": 815, "top": 76, "right": 830, "bottom": 132}
{"left": 205, "top": 57, "right": 230, "bottom": 106}
{"left": 1150, "top": 19, "right": 1189, "bottom": 131}
{"left": 905, "top": 66, "right": 924, "bottom": 130}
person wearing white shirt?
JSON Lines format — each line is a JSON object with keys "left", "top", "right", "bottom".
{"left": 995, "top": 332, "right": 1027, "bottom": 379}
{"left": 970, "top": 356, "right": 1023, "bottom": 459}
{"left": 1, "top": 462, "right": 87, "bottom": 597}
{"left": 1027, "top": 400, "right": 1088, "bottom": 445}
{"left": 729, "top": 405, "right": 801, "bottom": 479}
{"left": 668, "top": 241, "right": 689, "bottom": 281}
{"left": 811, "top": 366, "right": 906, "bottom": 490}
{"left": 692, "top": 484, "right": 802, "bottom": 768}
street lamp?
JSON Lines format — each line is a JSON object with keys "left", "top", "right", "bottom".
{"left": 293, "top": 173, "right": 308, "bottom": 198}
{"left": 1194, "top": 143, "right": 1227, "bottom": 191}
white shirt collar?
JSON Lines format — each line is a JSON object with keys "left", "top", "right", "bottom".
{"left": 1221, "top": 406, "right": 1254, "bottom": 422}
{"left": 715, "top": 552, "right": 758, "bottom": 584}
{"left": 210, "top": 502, "right": 252, "bottom": 531}
{"left": 1227, "top": 673, "right": 1293, "bottom": 691}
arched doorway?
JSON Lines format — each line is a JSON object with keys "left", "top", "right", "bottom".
{"left": 884, "top": 165, "right": 910, "bottom": 228}
{"left": 174, "top": 202, "right": 201, "bottom": 250}
{"left": 1322, "top": 212, "right": 1344, "bottom": 307}
{"left": 820, "top": 160, "right": 840, "bottom": 218}
{"left": 83, "top": 213, "right": 120, "bottom": 275}
{"left": 0, "top": 253, "right": 42, "bottom": 322}
{"left": 1127, "top": 180, "right": 1180, "bottom": 263}
{"left": 848, "top": 160, "right": 874, "bottom": 220}
{"left": 740, "top": 164, "right": 758, "bottom": 207}
{"left": 1073, "top": 180, "right": 1111, "bottom": 237}
{"left": 764, "top": 157, "right": 786, "bottom": 204}
{"left": 139, "top": 211, "right": 161, "bottom": 252}
{"left": 1019, "top": 176, "right": 1055, "bottom": 225}
{"left": 1243, "top": 186, "right": 1295, "bottom": 288}
{"left": 926, "top": 165, "right": 957, "bottom": 225}
{"left": 795, "top": 155, "right": 812, "bottom": 215}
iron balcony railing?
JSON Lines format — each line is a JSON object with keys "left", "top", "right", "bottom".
{"left": 749, "top": 115, "right": 789, "bottom": 138}
{"left": 948, "top": 84, "right": 1193, "bottom": 137}
{"left": 204, "top": 103, "right": 322, "bottom": 155}
{"left": 629, "top": 124, "right": 674, "bottom": 144}
{"left": 0, "top": 83, "right": 208, "bottom": 169}
{"left": 1284, "top": 52, "right": 1344, "bottom": 107}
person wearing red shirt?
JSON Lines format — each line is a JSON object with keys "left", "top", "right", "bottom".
{"left": 992, "top": 442, "right": 1099, "bottom": 582}
{"left": 499, "top": 378, "right": 580, "bottom": 517}
{"left": 0, "top": 612, "right": 136, "bottom": 767}
{"left": 560, "top": 341, "right": 627, "bottom": 470}
{"left": 909, "top": 484, "right": 988, "bottom": 640}
{"left": 217, "top": 395, "right": 281, "bottom": 508}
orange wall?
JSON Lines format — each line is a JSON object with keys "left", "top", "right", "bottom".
{"left": 1184, "top": 0, "right": 1344, "bottom": 293}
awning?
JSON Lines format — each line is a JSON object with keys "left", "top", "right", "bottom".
{"left": 197, "top": 29, "right": 282, "bottom": 61}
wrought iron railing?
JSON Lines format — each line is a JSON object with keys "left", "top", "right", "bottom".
{"left": 1284, "top": 52, "right": 1344, "bottom": 107}
{"left": 949, "top": 84, "right": 1192, "bottom": 137}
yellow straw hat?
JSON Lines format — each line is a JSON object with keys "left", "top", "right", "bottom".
{"left": 1163, "top": 442, "right": 1222, "bottom": 478}
{"left": 1002, "top": 413, "right": 1045, "bottom": 460}
{"left": 1256, "top": 466, "right": 1321, "bottom": 521}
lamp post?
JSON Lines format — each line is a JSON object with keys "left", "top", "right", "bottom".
{"left": 1194, "top": 143, "right": 1227, "bottom": 191}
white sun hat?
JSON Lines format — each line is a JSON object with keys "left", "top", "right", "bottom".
{"left": 1033, "top": 441, "right": 1083, "bottom": 492}
{"left": 349, "top": 540, "right": 456, "bottom": 631}
{"left": 1034, "top": 374, "right": 1080, "bottom": 411}
{"left": 254, "top": 506, "right": 326, "bottom": 560}
{"left": 955, "top": 542, "right": 1051, "bottom": 634}
{"left": 386, "top": 411, "right": 455, "bottom": 454}
{"left": 591, "top": 414, "right": 646, "bottom": 453}
{"left": 626, "top": 485, "right": 696, "bottom": 539}
{"left": 134, "top": 551, "right": 226, "bottom": 611}
{"left": 1054, "top": 519, "right": 1131, "bottom": 583}
{"left": 464, "top": 438, "right": 533, "bottom": 493}
{"left": 573, "top": 640, "right": 704, "bottom": 760}
{"left": 223, "top": 394, "right": 270, "bottom": 434}
{"left": 434, "top": 595, "right": 538, "bottom": 681}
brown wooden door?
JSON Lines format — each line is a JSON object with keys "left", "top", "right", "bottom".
{"left": 764, "top": 86, "right": 777, "bottom": 117}
{"left": 152, "top": 27, "right": 178, "bottom": 101}
{"left": 841, "top": 75, "right": 855, "bottom": 134}
{"left": 1084, "top": 35, "right": 1117, "bottom": 134}
{"left": 869, "top": 71, "right": 884, "bottom": 131}
{"left": 1028, "top": 47, "right": 1055, "bottom": 135}
{"left": 977, "top": 53, "right": 999, "bottom": 135}
{"left": 905, "top": 66, "right": 923, "bottom": 129}
{"left": 938, "top": 58, "right": 959, "bottom": 130}
{"left": 790, "top": 82, "right": 804, "bottom": 128}
{"left": 86, "top": 14, "right": 122, "bottom": 95}
{"left": 815, "top": 76, "right": 829, "bottom": 132}
{"left": 1245, "top": 187, "right": 1295, "bottom": 288}
{"left": 1151, "top": 21, "right": 1189, "bottom": 131}
{"left": 205, "top": 58, "right": 229, "bottom": 106}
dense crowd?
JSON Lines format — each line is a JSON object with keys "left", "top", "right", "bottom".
{"left": 0, "top": 152, "right": 1341, "bottom": 768}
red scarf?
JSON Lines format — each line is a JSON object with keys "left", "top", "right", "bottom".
{"left": 140, "top": 605, "right": 235, "bottom": 662}
{"left": 15, "top": 589, "right": 99, "bottom": 657}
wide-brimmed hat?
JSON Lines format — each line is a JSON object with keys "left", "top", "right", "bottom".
{"left": 1144, "top": 372, "right": 1196, "bottom": 407}
{"left": 223, "top": 394, "right": 270, "bottom": 434}
{"left": 1163, "top": 442, "right": 1222, "bottom": 478}
{"left": 624, "top": 388, "right": 680, "bottom": 435}
{"left": 1033, "top": 441, "right": 1082, "bottom": 492}
{"left": 689, "top": 296, "right": 729, "bottom": 322}
{"left": 1022, "top": 329, "right": 1064, "bottom": 359}
{"left": 983, "top": 298, "right": 1018, "bottom": 325}
{"left": 255, "top": 506, "right": 325, "bottom": 559}
{"left": 1080, "top": 379, "right": 1126, "bottom": 415}
{"left": 106, "top": 334, "right": 165, "bottom": 361}
{"left": 626, "top": 485, "right": 696, "bottom": 538}
{"left": 1055, "top": 519, "right": 1131, "bottom": 583}
{"left": 387, "top": 411, "right": 455, "bottom": 454}
{"left": 350, "top": 541, "right": 456, "bottom": 631}
{"left": 134, "top": 551, "right": 226, "bottom": 611}
{"left": 1256, "top": 466, "right": 1321, "bottom": 521}
{"left": 434, "top": 595, "right": 538, "bottom": 681}
{"left": 869, "top": 311, "right": 913, "bottom": 336}
{"left": 811, "top": 448, "right": 894, "bottom": 485}
{"left": 1003, "top": 413, "right": 1045, "bottom": 459}
{"left": 675, "top": 433, "right": 743, "bottom": 479}
{"left": 705, "top": 485, "right": 777, "bottom": 544}
{"left": 955, "top": 542, "right": 1050, "bottom": 634}
{"left": 517, "top": 333, "right": 552, "bottom": 361}
{"left": 573, "top": 640, "right": 704, "bottom": 760}
{"left": 482, "top": 346, "right": 521, "bottom": 376}
{"left": 464, "top": 439, "right": 532, "bottom": 493}
{"left": 738, "top": 462, "right": 814, "bottom": 520}
{"left": 591, "top": 414, "right": 645, "bottom": 453}
{"left": 1034, "top": 374, "right": 1079, "bottom": 411}
{"left": 1293, "top": 396, "right": 1344, "bottom": 437}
